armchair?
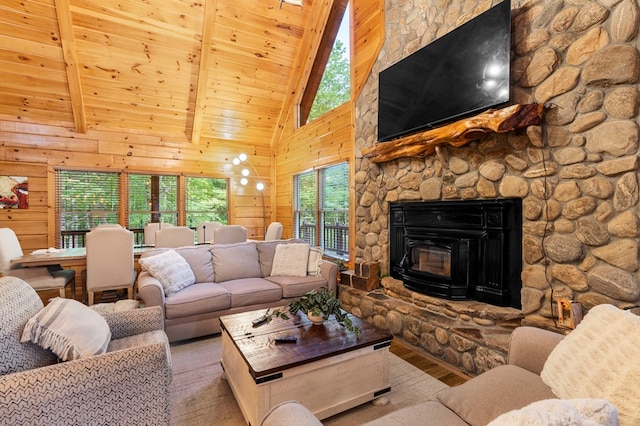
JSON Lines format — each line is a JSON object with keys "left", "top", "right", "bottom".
{"left": 0, "top": 276, "right": 172, "bottom": 425}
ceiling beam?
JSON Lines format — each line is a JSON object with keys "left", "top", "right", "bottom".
{"left": 54, "top": 0, "right": 87, "bottom": 134}
{"left": 190, "top": 0, "right": 218, "bottom": 145}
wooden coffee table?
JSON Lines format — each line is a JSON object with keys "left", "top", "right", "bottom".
{"left": 220, "top": 309, "right": 393, "bottom": 425}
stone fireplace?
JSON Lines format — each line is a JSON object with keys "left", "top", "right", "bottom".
{"left": 343, "top": 0, "right": 640, "bottom": 376}
{"left": 390, "top": 198, "right": 522, "bottom": 308}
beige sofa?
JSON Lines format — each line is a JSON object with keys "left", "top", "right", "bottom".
{"left": 263, "top": 303, "right": 638, "bottom": 425}
{"left": 137, "top": 239, "right": 338, "bottom": 342}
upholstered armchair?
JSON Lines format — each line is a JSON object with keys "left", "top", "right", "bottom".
{"left": 0, "top": 276, "right": 172, "bottom": 425}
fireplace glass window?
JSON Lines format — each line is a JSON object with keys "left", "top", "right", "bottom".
{"left": 411, "top": 246, "right": 452, "bottom": 279}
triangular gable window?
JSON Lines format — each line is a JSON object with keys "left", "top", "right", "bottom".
{"left": 299, "top": 0, "right": 350, "bottom": 125}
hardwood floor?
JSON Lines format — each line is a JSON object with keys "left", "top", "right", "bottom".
{"left": 390, "top": 339, "right": 470, "bottom": 387}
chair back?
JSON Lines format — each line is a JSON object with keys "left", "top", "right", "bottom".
{"left": 0, "top": 228, "right": 24, "bottom": 274}
{"left": 86, "top": 226, "right": 135, "bottom": 292}
{"left": 265, "top": 222, "right": 283, "bottom": 241}
{"left": 155, "top": 226, "right": 195, "bottom": 248}
{"left": 0, "top": 276, "right": 57, "bottom": 375}
{"left": 144, "top": 222, "right": 174, "bottom": 246}
{"left": 213, "top": 225, "right": 247, "bottom": 244}
{"left": 196, "top": 222, "right": 223, "bottom": 243}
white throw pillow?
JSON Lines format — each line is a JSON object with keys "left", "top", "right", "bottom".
{"left": 307, "top": 246, "right": 323, "bottom": 276}
{"left": 270, "top": 243, "right": 310, "bottom": 277}
{"left": 540, "top": 304, "right": 640, "bottom": 426}
{"left": 21, "top": 297, "right": 111, "bottom": 361}
{"left": 487, "top": 398, "right": 619, "bottom": 426}
{"left": 139, "top": 249, "right": 196, "bottom": 296}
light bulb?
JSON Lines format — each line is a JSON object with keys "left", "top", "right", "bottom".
{"left": 239, "top": 153, "right": 247, "bottom": 162}
{"left": 232, "top": 158, "right": 240, "bottom": 165}
{"left": 256, "top": 182, "right": 264, "bottom": 191}
{"left": 241, "top": 168, "right": 250, "bottom": 177}
{"left": 240, "top": 178, "right": 248, "bottom": 186}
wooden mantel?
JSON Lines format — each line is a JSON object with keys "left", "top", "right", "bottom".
{"left": 361, "top": 103, "right": 544, "bottom": 164}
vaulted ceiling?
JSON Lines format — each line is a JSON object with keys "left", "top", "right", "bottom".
{"left": 0, "top": 0, "right": 313, "bottom": 146}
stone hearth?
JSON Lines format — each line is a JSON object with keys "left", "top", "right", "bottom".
{"left": 340, "top": 278, "right": 523, "bottom": 375}
{"left": 350, "top": 0, "right": 640, "bottom": 375}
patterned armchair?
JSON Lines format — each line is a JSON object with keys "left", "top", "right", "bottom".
{"left": 0, "top": 276, "right": 172, "bottom": 425}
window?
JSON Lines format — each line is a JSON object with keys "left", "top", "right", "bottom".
{"left": 185, "top": 177, "right": 228, "bottom": 227}
{"left": 294, "top": 163, "right": 349, "bottom": 260}
{"left": 299, "top": 0, "right": 350, "bottom": 125}
{"left": 55, "top": 170, "right": 120, "bottom": 248}
{"left": 128, "top": 174, "right": 179, "bottom": 231}
{"left": 55, "top": 170, "right": 229, "bottom": 248}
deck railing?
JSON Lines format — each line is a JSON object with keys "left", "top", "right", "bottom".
{"left": 62, "top": 224, "right": 349, "bottom": 259}
{"left": 61, "top": 228, "right": 145, "bottom": 248}
{"left": 299, "top": 222, "right": 349, "bottom": 259}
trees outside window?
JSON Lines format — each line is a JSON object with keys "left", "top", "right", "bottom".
{"left": 55, "top": 170, "right": 228, "bottom": 247}
{"left": 185, "top": 177, "right": 228, "bottom": 227}
{"left": 128, "top": 174, "right": 178, "bottom": 230}
{"left": 300, "top": 0, "right": 350, "bottom": 125}
{"left": 55, "top": 170, "right": 120, "bottom": 247}
{"left": 294, "top": 163, "right": 349, "bottom": 260}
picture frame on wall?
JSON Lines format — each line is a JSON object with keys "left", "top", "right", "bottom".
{"left": 0, "top": 176, "right": 28, "bottom": 209}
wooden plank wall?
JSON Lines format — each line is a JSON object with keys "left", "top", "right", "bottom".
{"left": 0, "top": 0, "right": 385, "bottom": 266}
{"left": 0, "top": 118, "right": 271, "bottom": 245}
{"left": 273, "top": 0, "right": 384, "bottom": 265}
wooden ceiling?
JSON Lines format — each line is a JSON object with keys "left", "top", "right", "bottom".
{"left": 0, "top": 0, "right": 313, "bottom": 146}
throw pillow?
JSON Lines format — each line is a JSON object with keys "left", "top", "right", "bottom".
{"left": 139, "top": 249, "right": 196, "bottom": 296}
{"left": 211, "top": 242, "right": 261, "bottom": 282}
{"left": 487, "top": 398, "right": 619, "bottom": 426}
{"left": 21, "top": 297, "right": 111, "bottom": 361}
{"left": 270, "top": 243, "right": 310, "bottom": 277}
{"left": 307, "top": 246, "right": 323, "bottom": 276}
{"left": 541, "top": 304, "right": 640, "bottom": 426}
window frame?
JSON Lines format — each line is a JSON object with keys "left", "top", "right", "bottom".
{"left": 294, "top": 162, "right": 349, "bottom": 261}
{"left": 298, "top": 0, "right": 350, "bottom": 126}
{"left": 55, "top": 169, "right": 229, "bottom": 248}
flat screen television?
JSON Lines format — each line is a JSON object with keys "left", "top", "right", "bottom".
{"left": 377, "top": 0, "right": 512, "bottom": 142}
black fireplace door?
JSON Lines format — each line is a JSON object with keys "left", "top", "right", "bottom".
{"left": 401, "top": 235, "right": 478, "bottom": 300}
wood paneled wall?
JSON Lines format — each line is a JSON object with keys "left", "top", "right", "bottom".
{"left": 0, "top": 118, "right": 272, "bottom": 245}
{"left": 0, "top": 0, "right": 385, "bottom": 263}
{"left": 273, "top": 0, "right": 384, "bottom": 265}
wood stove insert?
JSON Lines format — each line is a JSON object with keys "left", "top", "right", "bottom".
{"left": 389, "top": 199, "right": 522, "bottom": 308}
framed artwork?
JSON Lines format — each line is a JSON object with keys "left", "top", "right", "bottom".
{"left": 0, "top": 176, "right": 28, "bottom": 209}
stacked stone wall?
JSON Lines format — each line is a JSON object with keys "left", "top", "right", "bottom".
{"left": 353, "top": 0, "right": 640, "bottom": 372}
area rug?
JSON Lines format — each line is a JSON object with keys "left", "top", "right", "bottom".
{"left": 169, "top": 336, "right": 449, "bottom": 426}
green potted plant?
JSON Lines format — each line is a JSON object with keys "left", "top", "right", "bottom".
{"left": 265, "top": 287, "right": 361, "bottom": 338}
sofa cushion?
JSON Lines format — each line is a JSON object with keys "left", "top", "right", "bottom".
{"left": 21, "top": 297, "right": 112, "bottom": 361}
{"left": 257, "top": 239, "right": 304, "bottom": 277}
{"left": 265, "top": 275, "right": 328, "bottom": 298}
{"left": 211, "top": 242, "right": 262, "bottom": 282}
{"left": 139, "top": 249, "right": 196, "bottom": 296}
{"left": 164, "top": 283, "right": 230, "bottom": 320}
{"left": 435, "top": 364, "right": 557, "bottom": 426}
{"left": 487, "top": 398, "right": 619, "bottom": 426}
{"left": 218, "top": 278, "right": 283, "bottom": 307}
{"left": 175, "top": 245, "right": 214, "bottom": 283}
{"left": 364, "top": 400, "right": 468, "bottom": 426}
{"left": 541, "top": 303, "right": 640, "bottom": 426}
{"left": 270, "top": 243, "right": 310, "bottom": 277}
